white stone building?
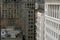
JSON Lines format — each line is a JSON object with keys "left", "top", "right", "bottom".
{"left": 45, "top": 0, "right": 60, "bottom": 40}
{"left": 36, "top": 11, "right": 44, "bottom": 40}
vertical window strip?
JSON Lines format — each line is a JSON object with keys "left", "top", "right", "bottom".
{"left": 59, "top": 5, "right": 60, "bottom": 19}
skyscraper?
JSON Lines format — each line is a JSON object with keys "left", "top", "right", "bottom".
{"left": 36, "top": 11, "right": 44, "bottom": 40}
{"left": 0, "top": 0, "right": 36, "bottom": 40}
{"left": 45, "top": 0, "right": 60, "bottom": 40}
{"left": 21, "top": 0, "right": 36, "bottom": 40}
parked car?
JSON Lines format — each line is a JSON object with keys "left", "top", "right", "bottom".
{"left": 1, "top": 31, "right": 6, "bottom": 39}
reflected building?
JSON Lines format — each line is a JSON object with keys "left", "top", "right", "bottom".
{"left": 45, "top": 0, "right": 60, "bottom": 40}
{"left": 36, "top": 11, "right": 44, "bottom": 40}
{"left": 0, "top": 0, "right": 36, "bottom": 40}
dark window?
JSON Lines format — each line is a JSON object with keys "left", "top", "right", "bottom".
{"left": 28, "top": 11, "right": 30, "bottom": 13}
{"left": 28, "top": 36, "right": 30, "bottom": 38}
{"left": 30, "top": 25, "right": 33, "bottom": 28}
{"left": 29, "top": 15, "right": 30, "bottom": 17}
{"left": 28, "top": 29, "right": 30, "bottom": 31}
{"left": 28, "top": 36, "right": 33, "bottom": 38}
{"left": 31, "top": 36, "right": 33, "bottom": 38}
{"left": 14, "top": 0, "right": 16, "bottom": 1}
{"left": 30, "top": 3, "right": 31, "bottom": 6}
{"left": 31, "top": 33, "right": 34, "bottom": 35}
{"left": 28, "top": 11, "right": 34, "bottom": 13}
{"left": 29, "top": 22, "right": 34, "bottom": 24}
{"left": 5, "top": 0, "right": 7, "bottom": 2}
{"left": 31, "top": 6, "right": 35, "bottom": 9}
{"left": 27, "top": 4, "right": 29, "bottom": 6}
{"left": 28, "top": 29, "right": 32, "bottom": 31}
{"left": 29, "top": 19, "right": 30, "bottom": 21}
{"left": 29, "top": 19, "right": 33, "bottom": 21}
{"left": 31, "top": 11, "right": 33, "bottom": 13}
{"left": 30, "top": 22, "right": 33, "bottom": 24}
{"left": 31, "top": 19, "right": 33, "bottom": 20}
{"left": 4, "top": 0, "right": 10, "bottom": 2}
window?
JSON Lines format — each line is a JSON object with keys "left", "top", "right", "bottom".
{"left": 29, "top": 19, "right": 33, "bottom": 21}
{"left": 46, "top": 27, "right": 58, "bottom": 38}
{"left": 2, "top": 10, "right": 7, "bottom": 18}
{"left": 31, "top": 19, "right": 33, "bottom": 20}
{"left": 46, "top": 19, "right": 59, "bottom": 30}
{"left": 4, "top": 0, "right": 7, "bottom": 2}
{"left": 48, "top": 5, "right": 59, "bottom": 19}
{"left": 8, "top": 19, "right": 15, "bottom": 26}
{"left": 28, "top": 10, "right": 34, "bottom": 13}
{"left": 11, "top": 0, "right": 16, "bottom": 2}
{"left": 30, "top": 25, "right": 33, "bottom": 28}
{"left": 3, "top": 0, "right": 17, "bottom": 2}
{"left": 28, "top": 36, "right": 30, "bottom": 38}
{"left": 58, "top": 35, "right": 60, "bottom": 40}
{"left": 59, "top": 24, "right": 60, "bottom": 30}
{"left": 4, "top": 0, "right": 11, "bottom": 2}
{"left": 31, "top": 36, "right": 33, "bottom": 38}
{"left": 14, "top": 0, "right": 16, "bottom": 1}
{"left": 28, "top": 36, "right": 33, "bottom": 38}
{"left": 29, "top": 15, "right": 30, "bottom": 17}
{"left": 28, "top": 11, "right": 30, "bottom": 13}
{"left": 31, "top": 11, "right": 33, "bottom": 13}
{"left": 27, "top": 4, "right": 29, "bottom": 6}
{"left": 30, "top": 22, "right": 33, "bottom": 24}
